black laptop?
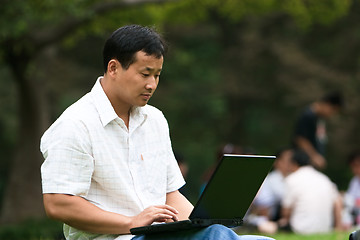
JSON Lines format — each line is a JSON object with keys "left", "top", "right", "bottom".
{"left": 130, "top": 154, "right": 276, "bottom": 235}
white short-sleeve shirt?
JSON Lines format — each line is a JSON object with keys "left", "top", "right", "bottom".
{"left": 282, "top": 166, "right": 338, "bottom": 234}
{"left": 40, "top": 77, "right": 185, "bottom": 240}
{"left": 347, "top": 176, "right": 360, "bottom": 201}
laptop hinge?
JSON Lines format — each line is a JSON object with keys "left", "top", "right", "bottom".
{"left": 192, "top": 218, "right": 243, "bottom": 227}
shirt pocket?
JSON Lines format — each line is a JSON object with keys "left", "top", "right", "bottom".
{"left": 142, "top": 150, "right": 168, "bottom": 197}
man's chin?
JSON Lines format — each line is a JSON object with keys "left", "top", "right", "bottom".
{"left": 136, "top": 101, "right": 149, "bottom": 107}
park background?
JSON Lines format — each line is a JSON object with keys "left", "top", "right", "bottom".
{"left": 1, "top": 0, "right": 360, "bottom": 239}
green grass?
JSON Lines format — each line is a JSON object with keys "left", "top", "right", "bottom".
{"left": 272, "top": 231, "right": 350, "bottom": 240}
{"left": 0, "top": 219, "right": 352, "bottom": 240}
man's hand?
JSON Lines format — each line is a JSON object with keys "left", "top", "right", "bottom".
{"left": 311, "top": 153, "right": 327, "bottom": 169}
{"left": 129, "top": 205, "right": 179, "bottom": 229}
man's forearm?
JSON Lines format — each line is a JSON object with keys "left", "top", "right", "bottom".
{"left": 43, "top": 193, "right": 132, "bottom": 234}
{"left": 294, "top": 137, "right": 318, "bottom": 157}
{"left": 295, "top": 136, "right": 326, "bottom": 169}
{"left": 166, "top": 190, "right": 194, "bottom": 220}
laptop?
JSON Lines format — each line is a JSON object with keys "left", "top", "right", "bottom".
{"left": 130, "top": 154, "right": 276, "bottom": 235}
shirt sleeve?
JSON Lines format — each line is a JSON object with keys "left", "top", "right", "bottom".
{"left": 166, "top": 149, "right": 185, "bottom": 193}
{"left": 40, "top": 118, "right": 94, "bottom": 197}
{"left": 158, "top": 113, "right": 185, "bottom": 193}
{"left": 294, "top": 110, "right": 316, "bottom": 140}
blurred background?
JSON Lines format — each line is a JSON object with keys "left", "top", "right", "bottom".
{"left": 1, "top": 0, "right": 360, "bottom": 238}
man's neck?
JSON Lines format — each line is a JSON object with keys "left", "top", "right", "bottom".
{"left": 100, "top": 76, "right": 131, "bottom": 128}
{"left": 310, "top": 102, "right": 323, "bottom": 117}
{"left": 116, "top": 111, "right": 130, "bottom": 128}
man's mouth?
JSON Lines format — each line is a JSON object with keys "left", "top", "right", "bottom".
{"left": 141, "top": 93, "right": 152, "bottom": 100}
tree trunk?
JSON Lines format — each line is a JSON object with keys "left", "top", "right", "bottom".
{"left": 0, "top": 63, "right": 48, "bottom": 224}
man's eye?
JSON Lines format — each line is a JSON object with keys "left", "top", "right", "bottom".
{"left": 142, "top": 73, "right": 150, "bottom": 77}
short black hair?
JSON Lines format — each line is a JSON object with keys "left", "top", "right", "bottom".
{"left": 103, "top": 25, "right": 167, "bottom": 72}
{"left": 275, "top": 146, "right": 292, "bottom": 159}
{"left": 174, "top": 150, "right": 185, "bottom": 164}
{"left": 320, "top": 91, "right": 343, "bottom": 108}
{"left": 347, "top": 151, "right": 360, "bottom": 165}
{"left": 291, "top": 149, "right": 310, "bottom": 167}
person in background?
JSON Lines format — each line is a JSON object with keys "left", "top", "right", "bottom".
{"left": 343, "top": 151, "right": 360, "bottom": 227}
{"left": 247, "top": 148, "right": 293, "bottom": 234}
{"left": 292, "top": 92, "right": 343, "bottom": 169}
{"left": 174, "top": 151, "right": 189, "bottom": 179}
{"left": 279, "top": 149, "right": 343, "bottom": 234}
{"left": 200, "top": 143, "right": 243, "bottom": 194}
{"left": 174, "top": 150, "right": 190, "bottom": 198}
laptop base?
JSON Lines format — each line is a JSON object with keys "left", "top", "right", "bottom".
{"left": 130, "top": 219, "right": 243, "bottom": 235}
{"left": 130, "top": 220, "right": 201, "bottom": 235}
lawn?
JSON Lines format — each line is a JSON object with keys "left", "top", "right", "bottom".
{"left": 0, "top": 219, "right": 353, "bottom": 240}
{"left": 272, "top": 231, "right": 350, "bottom": 240}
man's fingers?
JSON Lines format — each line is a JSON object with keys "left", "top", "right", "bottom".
{"left": 157, "top": 208, "right": 179, "bottom": 221}
{"left": 155, "top": 204, "right": 179, "bottom": 214}
{"left": 154, "top": 213, "right": 178, "bottom": 222}
{"left": 151, "top": 205, "right": 179, "bottom": 222}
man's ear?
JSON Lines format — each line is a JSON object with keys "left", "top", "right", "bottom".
{"left": 107, "top": 59, "right": 119, "bottom": 76}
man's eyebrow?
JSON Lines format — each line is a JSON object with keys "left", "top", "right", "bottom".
{"left": 144, "top": 67, "right": 162, "bottom": 72}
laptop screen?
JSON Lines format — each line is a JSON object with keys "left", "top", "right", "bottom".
{"left": 190, "top": 154, "right": 275, "bottom": 220}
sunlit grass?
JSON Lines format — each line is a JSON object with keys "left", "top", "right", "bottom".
{"left": 0, "top": 219, "right": 354, "bottom": 240}
{"left": 272, "top": 231, "right": 350, "bottom": 240}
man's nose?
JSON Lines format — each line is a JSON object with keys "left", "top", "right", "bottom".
{"left": 145, "top": 77, "right": 157, "bottom": 90}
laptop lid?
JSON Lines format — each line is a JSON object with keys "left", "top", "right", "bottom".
{"left": 189, "top": 154, "right": 276, "bottom": 221}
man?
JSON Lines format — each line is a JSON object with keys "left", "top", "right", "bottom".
{"left": 253, "top": 148, "right": 293, "bottom": 220}
{"left": 246, "top": 148, "right": 293, "bottom": 234}
{"left": 40, "top": 25, "right": 273, "bottom": 240}
{"left": 279, "top": 149, "right": 343, "bottom": 234}
{"left": 344, "top": 151, "right": 360, "bottom": 227}
{"left": 292, "top": 92, "right": 343, "bottom": 169}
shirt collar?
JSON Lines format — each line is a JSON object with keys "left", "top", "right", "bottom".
{"left": 129, "top": 106, "right": 148, "bottom": 133}
{"left": 91, "top": 77, "right": 148, "bottom": 128}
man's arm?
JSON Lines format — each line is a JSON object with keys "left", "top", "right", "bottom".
{"left": 165, "top": 190, "right": 194, "bottom": 221}
{"left": 333, "top": 193, "right": 345, "bottom": 231}
{"left": 278, "top": 206, "right": 291, "bottom": 228}
{"left": 43, "top": 193, "right": 179, "bottom": 234}
{"left": 294, "top": 136, "right": 326, "bottom": 169}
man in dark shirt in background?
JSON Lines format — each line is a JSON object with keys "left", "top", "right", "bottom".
{"left": 293, "top": 92, "right": 343, "bottom": 169}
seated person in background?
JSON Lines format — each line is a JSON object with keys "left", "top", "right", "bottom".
{"left": 200, "top": 143, "right": 243, "bottom": 194}
{"left": 343, "top": 151, "right": 360, "bottom": 227}
{"left": 279, "top": 149, "right": 344, "bottom": 234}
{"left": 174, "top": 150, "right": 190, "bottom": 198}
{"left": 246, "top": 148, "right": 293, "bottom": 234}
{"left": 254, "top": 148, "right": 293, "bottom": 220}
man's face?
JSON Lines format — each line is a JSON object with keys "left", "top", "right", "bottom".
{"left": 275, "top": 149, "right": 293, "bottom": 177}
{"left": 320, "top": 103, "right": 340, "bottom": 118}
{"left": 114, "top": 51, "right": 163, "bottom": 109}
{"left": 351, "top": 157, "right": 360, "bottom": 177}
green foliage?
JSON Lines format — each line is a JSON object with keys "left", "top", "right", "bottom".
{"left": 154, "top": 0, "right": 351, "bottom": 29}
{"left": 0, "top": 0, "right": 91, "bottom": 39}
{"left": 0, "top": 219, "right": 63, "bottom": 240}
{"left": 282, "top": 0, "right": 351, "bottom": 29}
